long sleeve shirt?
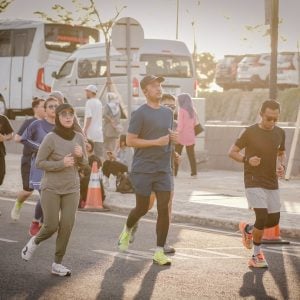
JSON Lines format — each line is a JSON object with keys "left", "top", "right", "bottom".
{"left": 36, "top": 132, "right": 88, "bottom": 194}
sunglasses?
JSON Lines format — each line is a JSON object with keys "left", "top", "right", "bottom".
{"left": 265, "top": 116, "right": 278, "bottom": 122}
{"left": 47, "top": 104, "right": 58, "bottom": 110}
{"left": 163, "top": 104, "right": 176, "bottom": 110}
{"left": 59, "top": 111, "right": 74, "bottom": 118}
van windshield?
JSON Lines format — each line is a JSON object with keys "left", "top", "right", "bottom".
{"left": 140, "top": 54, "right": 193, "bottom": 78}
{"left": 44, "top": 24, "right": 99, "bottom": 53}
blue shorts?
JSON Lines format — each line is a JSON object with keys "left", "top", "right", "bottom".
{"left": 130, "top": 172, "right": 173, "bottom": 197}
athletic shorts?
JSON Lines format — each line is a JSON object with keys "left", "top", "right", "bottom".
{"left": 130, "top": 172, "right": 173, "bottom": 197}
{"left": 21, "top": 156, "right": 34, "bottom": 192}
{"left": 245, "top": 188, "right": 281, "bottom": 213}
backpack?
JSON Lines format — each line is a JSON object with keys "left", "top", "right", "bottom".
{"left": 116, "top": 173, "right": 134, "bottom": 194}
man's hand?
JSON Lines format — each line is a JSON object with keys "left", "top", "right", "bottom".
{"left": 74, "top": 144, "right": 83, "bottom": 157}
{"left": 0, "top": 134, "right": 5, "bottom": 142}
{"left": 156, "top": 134, "right": 170, "bottom": 146}
{"left": 276, "top": 165, "right": 285, "bottom": 178}
{"left": 169, "top": 129, "right": 178, "bottom": 144}
{"left": 64, "top": 153, "right": 75, "bottom": 167}
{"left": 248, "top": 156, "right": 261, "bottom": 167}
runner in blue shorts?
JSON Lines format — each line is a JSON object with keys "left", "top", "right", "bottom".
{"left": 118, "top": 76, "right": 178, "bottom": 266}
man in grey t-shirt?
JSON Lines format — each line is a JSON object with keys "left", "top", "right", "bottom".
{"left": 117, "top": 75, "right": 177, "bottom": 266}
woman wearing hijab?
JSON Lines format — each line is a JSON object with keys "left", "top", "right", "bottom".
{"left": 21, "top": 104, "right": 88, "bottom": 276}
{"left": 175, "top": 93, "right": 197, "bottom": 177}
{"left": 103, "top": 92, "right": 123, "bottom": 153}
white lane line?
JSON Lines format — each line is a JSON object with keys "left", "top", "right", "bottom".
{"left": 0, "top": 238, "right": 18, "bottom": 243}
{"left": 92, "top": 250, "right": 140, "bottom": 261}
{"left": 263, "top": 248, "right": 300, "bottom": 258}
{"left": 1, "top": 196, "right": 299, "bottom": 245}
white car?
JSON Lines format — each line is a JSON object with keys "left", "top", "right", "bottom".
{"left": 237, "top": 54, "right": 271, "bottom": 90}
{"left": 277, "top": 52, "right": 299, "bottom": 89}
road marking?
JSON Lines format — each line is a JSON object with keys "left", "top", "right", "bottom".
{"left": 0, "top": 238, "right": 18, "bottom": 243}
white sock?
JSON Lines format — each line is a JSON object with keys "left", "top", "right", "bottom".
{"left": 253, "top": 244, "right": 261, "bottom": 256}
{"left": 156, "top": 247, "right": 164, "bottom": 252}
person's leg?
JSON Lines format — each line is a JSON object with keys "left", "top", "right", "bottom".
{"left": 126, "top": 194, "right": 150, "bottom": 228}
{"left": 34, "top": 190, "right": 60, "bottom": 244}
{"left": 22, "top": 190, "right": 60, "bottom": 261}
{"left": 0, "top": 155, "right": 6, "bottom": 186}
{"left": 54, "top": 192, "right": 79, "bottom": 264}
{"left": 174, "top": 144, "right": 183, "bottom": 176}
{"left": 186, "top": 144, "right": 197, "bottom": 176}
{"left": 155, "top": 191, "right": 171, "bottom": 247}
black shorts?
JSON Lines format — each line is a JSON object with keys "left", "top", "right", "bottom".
{"left": 21, "top": 156, "right": 34, "bottom": 192}
{"left": 0, "top": 155, "right": 5, "bottom": 186}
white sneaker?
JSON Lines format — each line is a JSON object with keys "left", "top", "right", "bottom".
{"left": 11, "top": 201, "right": 23, "bottom": 221}
{"left": 51, "top": 263, "right": 71, "bottom": 276}
{"left": 21, "top": 236, "right": 38, "bottom": 261}
{"left": 164, "top": 244, "right": 176, "bottom": 254}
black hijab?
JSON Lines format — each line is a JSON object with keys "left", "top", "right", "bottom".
{"left": 53, "top": 104, "right": 76, "bottom": 141}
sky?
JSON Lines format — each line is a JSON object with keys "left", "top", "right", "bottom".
{"left": 1, "top": 0, "right": 299, "bottom": 59}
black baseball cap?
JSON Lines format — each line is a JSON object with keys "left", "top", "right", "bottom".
{"left": 140, "top": 75, "right": 165, "bottom": 90}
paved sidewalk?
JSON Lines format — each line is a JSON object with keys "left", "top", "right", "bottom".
{"left": 1, "top": 153, "right": 300, "bottom": 239}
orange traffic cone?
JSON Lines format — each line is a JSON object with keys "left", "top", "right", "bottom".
{"left": 262, "top": 224, "right": 289, "bottom": 244}
{"left": 83, "top": 161, "right": 109, "bottom": 212}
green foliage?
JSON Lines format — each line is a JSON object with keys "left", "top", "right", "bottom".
{"left": 194, "top": 52, "right": 216, "bottom": 90}
{"left": 0, "top": 0, "right": 13, "bottom": 13}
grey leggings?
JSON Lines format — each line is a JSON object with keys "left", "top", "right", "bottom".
{"left": 35, "top": 190, "right": 79, "bottom": 264}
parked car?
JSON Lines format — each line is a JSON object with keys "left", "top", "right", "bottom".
{"left": 237, "top": 53, "right": 271, "bottom": 90}
{"left": 277, "top": 52, "right": 299, "bottom": 89}
{"left": 215, "top": 55, "right": 244, "bottom": 90}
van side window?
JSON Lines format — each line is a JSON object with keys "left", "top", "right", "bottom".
{"left": 57, "top": 60, "right": 74, "bottom": 78}
{"left": 78, "top": 58, "right": 109, "bottom": 78}
{"left": 0, "top": 30, "right": 12, "bottom": 56}
{"left": 140, "top": 54, "right": 193, "bottom": 78}
{"left": 13, "top": 29, "right": 36, "bottom": 57}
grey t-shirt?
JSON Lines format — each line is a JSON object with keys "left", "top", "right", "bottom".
{"left": 35, "top": 132, "right": 88, "bottom": 194}
{"left": 128, "top": 104, "right": 173, "bottom": 174}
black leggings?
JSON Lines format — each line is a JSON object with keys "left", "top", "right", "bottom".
{"left": 126, "top": 192, "right": 170, "bottom": 247}
{"left": 175, "top": 144, "right": 197, "bottom": 176}
{"left": 254, "top": 208, "right": 280, "bottom": 230}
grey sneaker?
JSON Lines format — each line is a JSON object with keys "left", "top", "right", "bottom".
{"left": 21, "top": 236, "right": 38, "bottom": 261}
{"left": 52, "top": 263, "right": 71, "bottom": 276}
{"left": 164, "top": 244, "right": 176, "bottom": 254}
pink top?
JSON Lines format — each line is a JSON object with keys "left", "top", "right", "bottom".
{"left": 177, "top": 108, "right": 196, "bottom": 146}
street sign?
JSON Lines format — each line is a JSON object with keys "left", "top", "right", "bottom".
{"left": 111, "top": 18, "right": 144, "bottom": 118}
{"left": 111, "top": 17, "right": 144, "bottom": 53}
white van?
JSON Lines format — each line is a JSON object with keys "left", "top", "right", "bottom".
{"left": 52, "top": 39, "right": 196, "bottom": 115}
{"left": 0, "top": 19, "right": 99, "bottom": 118}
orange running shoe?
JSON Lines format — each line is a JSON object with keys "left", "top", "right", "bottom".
{"left": 248, "top": 251, "right": 268, "bottom": 268}
{"left": 239, "top": 222, "right": 253, "bottom": 249}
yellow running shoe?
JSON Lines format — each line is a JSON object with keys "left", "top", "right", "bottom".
{"left": 248, "top": 251, "right": 268, "bottom": 268}
{"left": 153, "top": 250, "right": 172, "bottom": 266}
{"left": 118, "top": 225, "right": 132, "bottom": 252}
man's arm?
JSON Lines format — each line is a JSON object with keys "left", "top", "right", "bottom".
{"left": 228, "top": 144, "right": 245, "bottom": 163}
{"left": 276, "top": 150, "right": 286, "bottom": 178}
{"left": 83, "top": 117, "right": 91, "bottom": 137}
{"left": 0, "top": 132, "right": 13, "bottom": 142}
{"left": 126, "top": 132, "right": 170, "bottom": 148}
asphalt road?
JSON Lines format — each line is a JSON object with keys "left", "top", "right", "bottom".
{"left": 0, "top": 196, "right": 299, "bottom": 300}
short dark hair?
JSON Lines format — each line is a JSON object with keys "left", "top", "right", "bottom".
{"left": 161, "top": 94, "right": 176, "bottom": 102}
{"left": 260, "top": 100, "right": 281, "bottom": 114}
{"left": 44, "top": 97, "right": 58, "bottom": 109}
{"left": 31, "top": 98, "right": 45, "bottom": 109}
{"left": 86, "top": 139, "right": 95, "bottom": 152}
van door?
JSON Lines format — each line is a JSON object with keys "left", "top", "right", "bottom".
{"left": 10, "top": 30, "right": 28, "bottom": 110}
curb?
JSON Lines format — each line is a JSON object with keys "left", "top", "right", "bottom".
{"left": 106, "top": 203, "right": 300, "bottom": 240}
{"left": 1, "top": 190, "right": 299, "bottom": 240}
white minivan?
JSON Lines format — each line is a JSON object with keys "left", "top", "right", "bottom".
{"left": 277, "top": 52, "right": 299, "bottom": 89}
{"left": 0, "top": 19, "right": 99, "bottom": 118}
{"left": 52, "top": 39, "right": 196, "bottom": 115}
